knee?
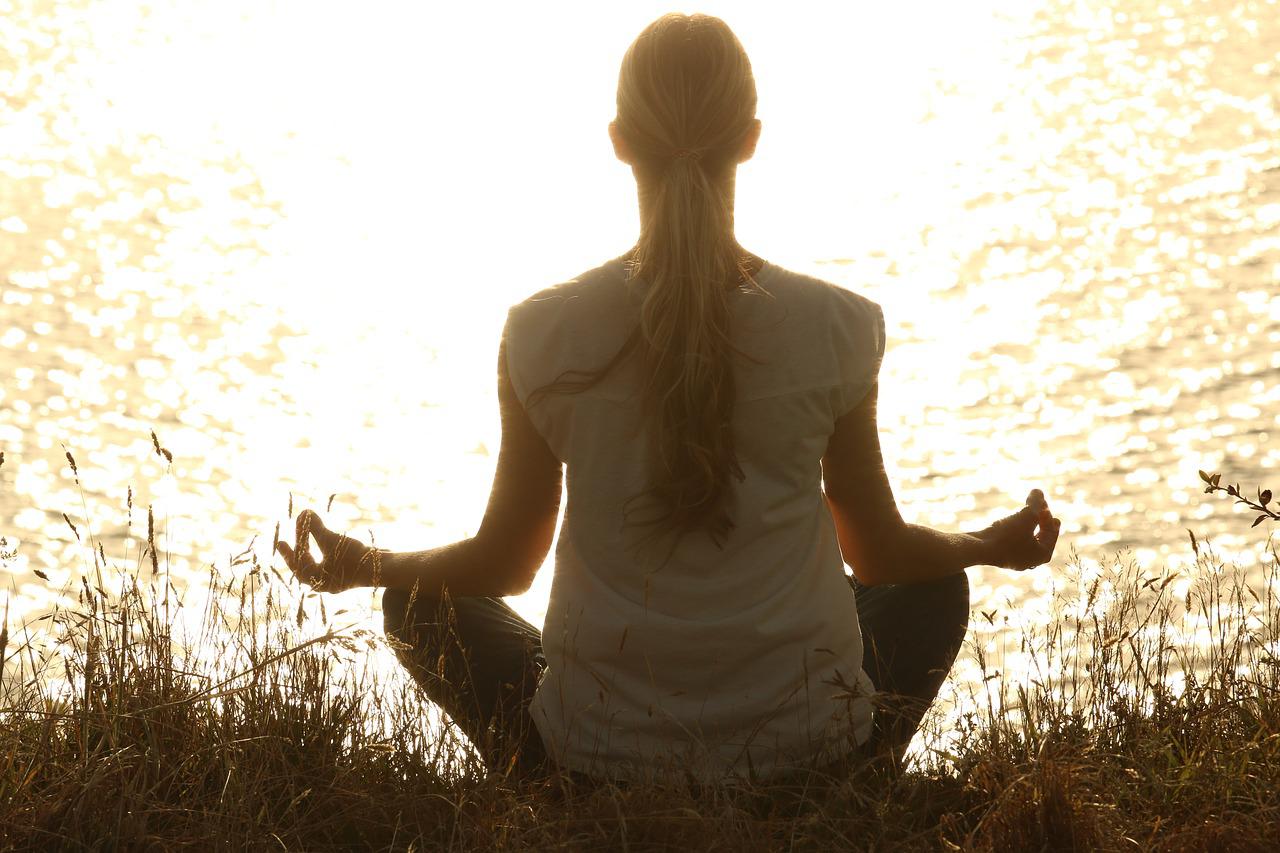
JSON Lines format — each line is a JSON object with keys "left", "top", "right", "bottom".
{"left": 949, "top": 568, "right": 970, "bottom": 605}
{"left": 924, "top": 571, "right": 970, "bottom": 636}
{"left": 943, "top": 569, "right": 969, "bottom": 607}
{"left": 381, "top": 587, "right": 447, "bottom": 644}
{"left": 943, "top": 571, "right": 970, "bottom": 642}
{"left": 382, "top": 588, "right": 410, "bottom": 639}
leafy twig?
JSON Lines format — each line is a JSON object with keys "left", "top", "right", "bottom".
{"left": 1200, "top": 470, "right": 1277, "bottom": 528}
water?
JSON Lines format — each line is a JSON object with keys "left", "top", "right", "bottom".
{"left": 1, "top": 0, "right": 1277, "bottom": 639}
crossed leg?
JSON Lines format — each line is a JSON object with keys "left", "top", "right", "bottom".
{"left": 851, "top": 570, "right": 971, "bottom": 767}
{"left": 381, "top": 570, "right": 969, "bottom": 780}
{"left": 381, "top": 587, "right": 548, "bottom": 777}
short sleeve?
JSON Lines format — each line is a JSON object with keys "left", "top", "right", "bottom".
{"left": 501, "top": 295, "right": 572, "bottom": 462}
{"left": 502, "top": 305, "right": 533, "bottom": 408}
{"left": 828, "top": 290, "right": 885, "bottom": 418}
{"left": 502, "top": 289, "right": 570, "bottom": 409}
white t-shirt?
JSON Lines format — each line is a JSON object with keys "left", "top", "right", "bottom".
{"left": 503, "top": 254, "right": 884, "bottom": 781}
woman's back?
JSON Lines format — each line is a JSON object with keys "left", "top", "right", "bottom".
{"left": 504, "top": 254, "right": 884, "bottom": 779}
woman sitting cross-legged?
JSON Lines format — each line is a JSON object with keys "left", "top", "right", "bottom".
{"left": 277, "top": 12, "right": 1061, "bottom": 785}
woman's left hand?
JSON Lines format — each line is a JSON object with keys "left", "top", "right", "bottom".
{"left": 976, "top": 489, "right": 1061, "bottom": 571}
{"left": 276, "top": 509, "right": 376, "bottom": 592}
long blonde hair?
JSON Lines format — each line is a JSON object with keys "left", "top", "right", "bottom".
{"left": 532, "top": 13, "right": 765, "bottom": 552}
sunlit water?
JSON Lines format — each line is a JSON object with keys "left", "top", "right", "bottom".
{"left": 2, "top": 0, "right": 1278, "bottom": 661}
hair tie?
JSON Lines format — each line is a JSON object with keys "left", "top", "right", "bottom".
{"left": 671, "top": 148, "right": 702, "bottom": 161}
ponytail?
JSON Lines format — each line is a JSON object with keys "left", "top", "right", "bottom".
{"left": 622, "top": 139, "right": 753, "bottom": 548}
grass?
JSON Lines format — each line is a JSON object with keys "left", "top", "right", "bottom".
{"left": 2, "top": 481, "right": 1280, "bottom": 851}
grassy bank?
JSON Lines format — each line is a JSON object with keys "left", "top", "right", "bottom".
{"left": 2, "top": 514, "right": 1279, "bottom": 851}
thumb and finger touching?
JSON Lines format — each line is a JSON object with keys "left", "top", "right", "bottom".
{"left": 1026, "top": 488, "right": 1048, "bottom": 515}
{"left": 275, "top": 538, "right": 317, "bottom": 584}
{"left": 275, "top": 510, "right": 336, "bottom": 587}
{"left": 1024, "top": 489, "right": 1062, "bottom": 562}
{"left": 296, "top": 510, "right": 339, "bottom": 553}
{"left": 275, "top": 509, "right": 371, "bottom": 591}
{"left": 986, "top": 490, "right": 1061, "bottom": 569}
{"left": 1037, "top": 520, "right": 1061, "bottom": 559}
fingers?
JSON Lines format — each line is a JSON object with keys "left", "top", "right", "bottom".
{"left": 283, "top": 509, "right": 359, "bottom": 591}
{"left": 295, "top": 509, "right": 319, "bottom": 550}
{"left": 1025, "top": 489, "right": 1060, "bottom": 557}
{"left": 1037, "top": 514, "right": 1062, "bottom": 557}
{"left": 295, "top": 509, "right": 341, "bottom": 556}
{"left": 276, "top": 540, "right": 316, "bottom": 582}
{"left": 997, "top": 489, "right": 1060, "bottom": 569}
{"left": 1026, "top": 489, "right": 1047, "bottom": 514}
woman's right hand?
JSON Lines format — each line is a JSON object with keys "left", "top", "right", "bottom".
{"left": 976, "top": 489, "right": 1061, "bottom": 571}
{"left": 276, "top": 509, "right": 377, "bottom": 592}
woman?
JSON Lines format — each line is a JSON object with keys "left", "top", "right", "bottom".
{"left": 277, "top": 13, "right": 1060, "bottom": 783}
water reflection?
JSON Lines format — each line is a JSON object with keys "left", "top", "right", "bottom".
{"left": 0, "top": 0, "right": 1277, "bottom": 644}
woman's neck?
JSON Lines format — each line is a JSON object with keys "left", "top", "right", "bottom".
{"left": 630, "top": 171, "right": 763, "bottom": 277}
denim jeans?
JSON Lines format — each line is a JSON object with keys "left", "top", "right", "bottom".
{"left": 382, "top": 570, "right": 969, "bottom": 780}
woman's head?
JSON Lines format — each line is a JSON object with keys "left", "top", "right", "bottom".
{"left": 611, "top": 13, "right": 760, "bottom": 183}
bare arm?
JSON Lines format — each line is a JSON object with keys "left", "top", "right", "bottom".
{"left": 822, "top": 381, "right": 1059, "bottom": 586}
{"left": 277, "top": 337, "right": 564, "bottom": 597}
